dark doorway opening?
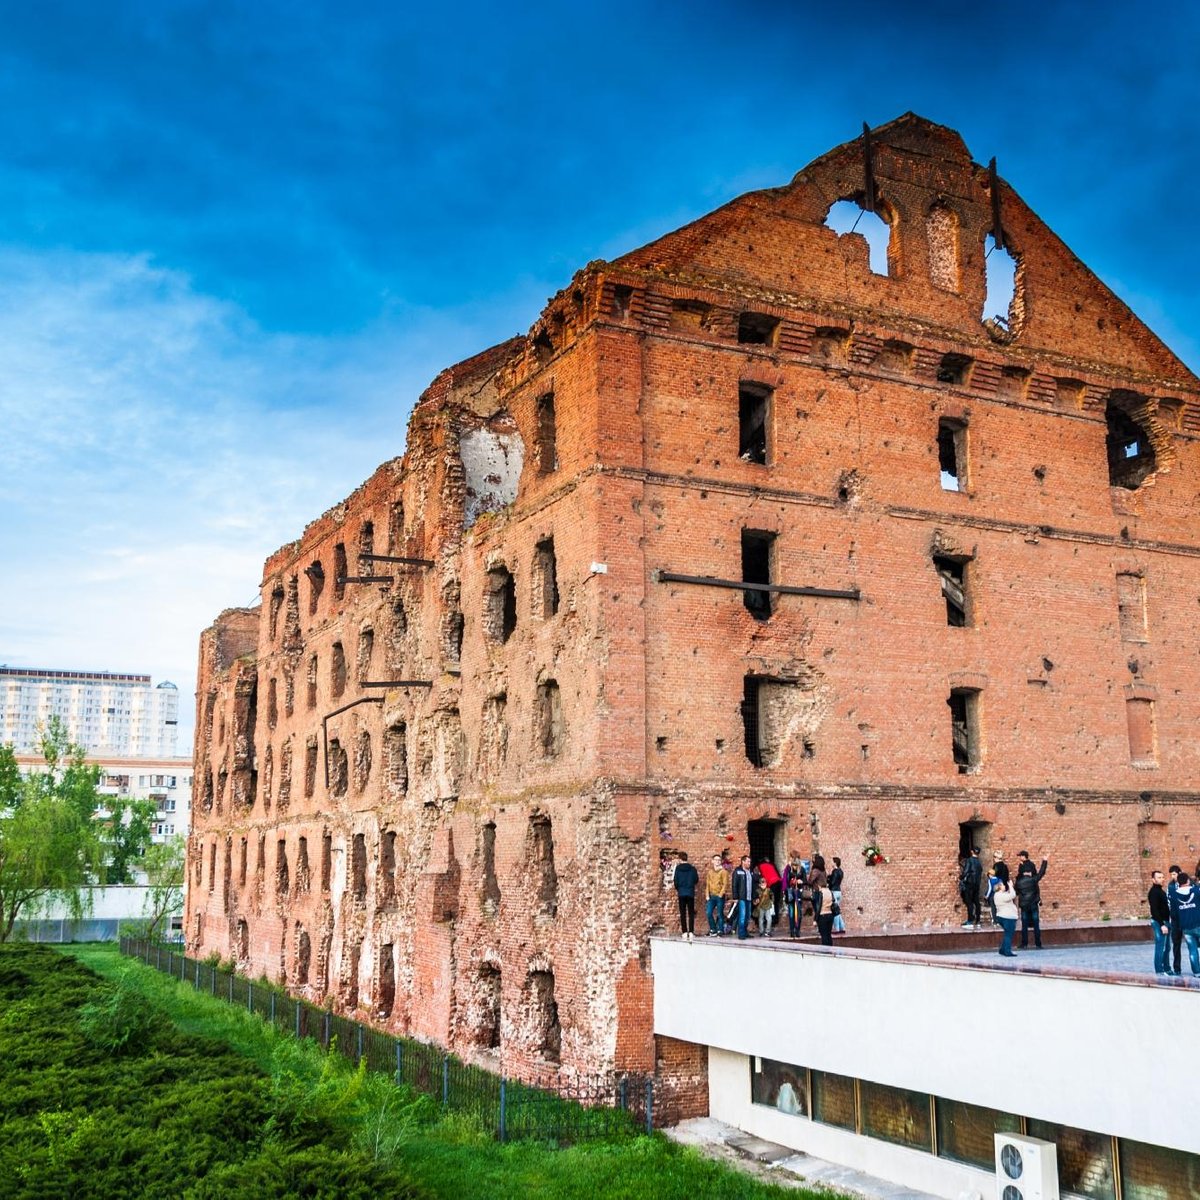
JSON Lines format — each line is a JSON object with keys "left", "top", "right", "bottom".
{"left": 958, "top": 820, "right": 990, "bottom": 863}
{"left": 747, "top": 818, "right": 785, "bottom": 869}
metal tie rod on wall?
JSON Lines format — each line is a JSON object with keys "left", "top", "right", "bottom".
{"left": 339, "top": 575, "right": 395, "bottom": 584}
{"left": 653, "top": 569, "right": 860, "bottom": 601}
{"left": 359, "top": 680, "right": 433, "bottom": 688}
{"left": 358, "top": 553, "right": 436, "bottom": 567}
{"left": 322, "top": 696, "right": 384, "bottom": 790}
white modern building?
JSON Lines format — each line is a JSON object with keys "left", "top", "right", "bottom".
{"left": 653, "top": 937, "right": 1199, "bottom": 1200}
{"left": 0, "top": 667, "right": 180, "bottom": 757}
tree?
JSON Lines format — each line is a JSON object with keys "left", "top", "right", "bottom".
{"left": 0, "top": 718, "right": 152, "bottom": 942}
{"left": 141, "top": 835, "right": 185, "bottom": 941}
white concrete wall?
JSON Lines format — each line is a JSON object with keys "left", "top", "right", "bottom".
{"left": 652, "top": 938, "right": 1199, "bottom": 1155}
{"left": 709, "top": 1048, "right": 995, "bottom": 1200}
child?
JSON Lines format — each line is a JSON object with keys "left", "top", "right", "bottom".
{"left": 754, "top": 884, "right": 775, "bottom": 937}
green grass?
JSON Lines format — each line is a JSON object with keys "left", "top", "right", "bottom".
{"left": 47, "top": 944, "right": 831, "bottom": 1199}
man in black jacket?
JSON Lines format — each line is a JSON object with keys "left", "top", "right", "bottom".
{"left": 1015, "top": 851, "right": 1048, "bottom": 949}
{"left": 732, "top": 854, "right": 755, "bottom": 941}
{"left": 1168, "top": 865, "right": 1183, "bottom": 975}
{"left": 1148, "top": 870, "right": 1172, "bottom": 975}
{"left": 959, "top": 847, "right": 983, "bottom": 928}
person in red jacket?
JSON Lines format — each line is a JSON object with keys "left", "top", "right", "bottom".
{"left": 757, "top": 857, "right": 782, "bottom": 932}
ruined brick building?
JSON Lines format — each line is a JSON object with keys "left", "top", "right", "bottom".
{"left": 187, "top": 115, "right": 1199, "bottom": 1094}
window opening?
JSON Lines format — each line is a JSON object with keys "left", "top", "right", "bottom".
{"left": 1106, "top": 395, "right": 1156, "bottom": 489}
{"left": 741, "top": 530, "right": 775, "bottom": 621}
{"left": 277, "top": 741, "right": 292, "bottom": 812}
{"left": 387, "top": 500, "right": 404, "bottom": 554}
{"left": 937, "top": 353, "right": 973, "bottom": 386}
{"left": 478, "top": 964, "right": 501, "bottom": 1048}
{"left": 877, "top": 339, "right": 913, "bottom": 374}
{"left": 482, "top": 694, "right": 508, "bottom": 774}
{"left": 938, "top": 418, "right": 967, "bottom": 491}
{"left": 738, "top": 383, "right": 771, "bottom": 465}
{"left": 611, "top": 284, "right": 633, "bottom": 318}
{"left": 486, "top": 566, "right": 517, "bottom": 643}
{"left": 342, "top": 940, "right": 360, "bottom": 1010}
{"left": 306, "top": 654, "right": 318, "bottom": 709}
{"left": 320, "top": 833, "right": 331, "bottom": 893}
{"left": 296, "top": 836, "right": 310, "bottom": 893}
{"left": 948, "top": 689, "right": 981, "bottom": 772}
{"left": 329, "top": 738, "right": 349, "bottom": 798}
{"left": 384, "top": 722, "right": 408, "bottom": 797}
{"left": 238, "top": 837, "right": 247, "bottom": 887}
{"left": 536, "top": 680, "right": 564, "bottom": 757}
{"left": 933, "top": 555, "right": 970, "bottom": 626}
{"left": 536, "top": 391, "right": 557, "bottom": 473}
{"left": 331, "top": 642, "right": 347, "bottom": 699}
{"left": 208, "top": 842, "right": 216, "bottom": 893}
{"left": 296, "top": 928, "right": 311, "bottom": 985}
{"left": 303, "top": 737, "right": 317, "bottom": 798}
{"left": 811, "top": 326, "right": 850, "bottom": 364}
{"left": 277, "top": 839, "right": 289, "bottom": 895}
{"left": 825, "top": 199, "right": 892, "bottom": 276}
{"left": 534, "top": 538, "right": 559, "bottom": 618}
{"left": 482, "top": 822, "right": 501, "bottom": 909}
{"left": 354, "top": 730, "right": 371, "bottom": 791}
{"left": 530, "top": 817, "right": 557, "bottom": 916}
{"left": 528, "top": 969, "right": 561, "bottom": 1062}
{"left": 269, "top": 585, "right": 285, "bottom": 640}
{"left": 306, "top": 561, "right": 324, "bottom": 614}
{"left": 737, "top": 311, "right": 779, "bottom": 345}
{"left": 359, "top": 520, "right": 374, "bottom": 559}
{"left": 983, "top": 233, "right": 1018, "bottom": 330}
{"left": 747, "top": 819, "right": 785, "bottom": 871}
{"left": 377, "top": 945, "right": 395, "bottom": 1018}
{"left": 671, "top": 298, "right": 711, "bottom": 332}
{"left": 351, "top": 833, "right": 367, "bottom": 901}
{"left": 357, "top": 626, "right": 374, "bottom": 680}
{"left": 333, "top": 543, "right": 347, "bottom": 600}
{"left": 379, "top": 831, "right": 396, "bottom": 904}
{"left": 255, "top": 833, "right": 266, "bottom": 890}
{"left": 267, "top": 678, "right": 278, "bottom": 728}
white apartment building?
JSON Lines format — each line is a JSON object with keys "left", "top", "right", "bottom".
{"left": 0, "top": 667, "right": 179, "bottom": 757}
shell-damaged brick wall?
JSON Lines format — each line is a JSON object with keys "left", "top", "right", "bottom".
{"left": 188, "top": 115, "right": 1200, "bottom": 1099}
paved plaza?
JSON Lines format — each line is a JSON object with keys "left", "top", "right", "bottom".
{"left": 941, "top": 936, "right": 1199, "bottom": 980}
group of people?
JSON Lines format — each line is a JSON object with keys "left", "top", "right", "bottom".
{"left": 670, "top": 849, "right": 847, "bottom": 946}
{"left": 1147, "top": 864, "right": 1200, "bottom": 977}
{"left": 959, "top": 847, "right": 1049, "bottom": 957}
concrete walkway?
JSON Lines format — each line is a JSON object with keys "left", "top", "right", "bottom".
{"left": 665, "top": 1116, "right": 940, "bottom": 1199}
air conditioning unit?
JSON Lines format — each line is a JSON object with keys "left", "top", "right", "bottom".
{"left": 995, "top": 1133, "right": 1059, "bottom": 1200}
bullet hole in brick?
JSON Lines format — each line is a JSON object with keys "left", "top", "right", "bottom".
{"left": 333, "top": 543, "right": 347, "bottom": 600}
{"left": 1042, "top": 658, "right": 1054, "bottom": 673}
{"left": 861, "top": 744, "right": 870, "bottom": 761}
{"left": 377, "top": 945, "right": 395, "bottom": 1017}
{"left": 277, "top": 839, "right": 289, "bottom": 895}
{"left": 528, "top": 968, "right": 561, "bottom": 1062}
{"left": 938, "top": 418, "right": 968, "bottom": 491}
{"left": 803, "top": 740, "right": 816, "bottom": 759}
{"left": 737, "top": 310, "right": 779, "bottom": 345}
{"left": 306, "top": 654, "right": 318, "bottom": 709}
{"left": 388, "top": 500, "right": 405, "bottom": 554}
{"left": 262, "top": 744, "right": 273, "bottom": 812}
{"left": 321, "top": 833, "right": 331, "bottom": 893}
{"left": 715, "top": 738, "right": 725, "bottom": 753}
{"left": 1033, "top": 465, "right": 1046, "bottom": 482}
{"left": 926, "top": 203, "right": 960, "bottom": 293}
{"left": 384, "top": 722, "right": 408, "bottom": 798}
{"left": 331, "top": 641, "right": 347, "bottom": 699}
{"left": 536, "top": 680, "right": 564, "bottom": 757}
{"left": 612, "top": 283, "right": 633, "bottom": 318}
{"left": 343, "top": 940, "right": 361, "bottom": 1009}
{"left": 937, "top": 353, "right": 973, "bottom": 386}
{"left": 354, "top": 730, "right": 372, "bottom": 791}
{"left": 656, "top": 736, "right": 667, "bottom": 752}
{"left": 357, "top": 626, "right": 374, "bottom": 680}
{"left": 352, "top": 832, "right": 367, "bottom": 901}
{"left": 671, "top": 298, "right": 712, "bottom": 333}
{"left": 329, "top": 738, "right": 349, "bottom": 798}
{"left": 1128, "top": 657, "right": 1140, "bottom": 676}
{"left": 485, "top": 565, "right": 517, "bottom": 643}
{"left": 482, "top": 694, "right": 508, "bottom": 774}
{"left": 481, "top": 822, "right": 501, "bottom": 910}
{"left": 1106, "top": 392, "right": 1157, "bottom": 489}
{"left": 738, "top": 382, "right": 771, "bottom": 465}
{"left": 278, "top": 741, "right": 292, "bottom": 812}
{"left": 306, "top": 560, "right": 325, "bottom": 614}
{"left": 536, "top": 391, "right": 557, "bottom": 473}
{"left": 533, "top": 538, "right": 560, "bottom": 618}
{"left": 1116, "top": 573, "right": 1148, "bottom": 642}
{"left": 267, "top": 677, "right": 278, "bottom": 728}
{"left": 269, "top": 583, "right": 285, "bottom": 640}
{"left": 933, "top": 554, "right": 971, "bottom": 626}
{"left": 359, "top": 520, "right": 374, "bottom": 559}
{"left": 238, "top": 836, "right": 247, "bottom": 887}
{"left": 825, "top": 198, "right": 892, "bottom": 276}
{"left": 297, "top": 836, "right": 310, "bottom": 893}
{"left": 530, "top": 817, "right": 558, "bottom": 916}
{"left": 983, "top": 234, "right": 1021, "bottom": 335}
{"left": 741, "top": 529, "right": 776, "bottom": 621}
{"left": 296, "top": 926, "right": 310, "bottom": 984}
{"left": 948, "top": 688, "right": 981, "bottom": 773}
{"left": 304, "top": 737, "right": 317, "bottom": 798}
{"left": 1126, "top": 697, "right": 1157, "bottom": 765}
{"left": 477, "top": 963, "right": 501, "bottom": 1048}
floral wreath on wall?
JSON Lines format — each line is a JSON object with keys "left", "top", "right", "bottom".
{"left": 861, "top": 845, "right": 888, "bottom": 866}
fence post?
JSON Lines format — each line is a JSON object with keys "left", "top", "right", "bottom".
{"left": 619, "top": 1077, "right": 627, "bottom": 1111}
{"left": 295, "top": 999, "right": 301, "bottom": 1039}
{"left": 195, "top": 960, "right": 201, "bottom": 988}
{"left": 395, "top": 1041, "right": 402, "bottom": 1086}
{"left": 323, "top": 1010, "right": 331, "bottom": 1051}
{"left": 499, "top": 1077, "right": 507, "bottom": 1143}
{"left": 228, "top": 972, "right": 234, "bottom": 1003}
{"left": 644, "top": 1079, "right": 653, "bottom": 1134}
{"left": 211, "top": 967, "right": 216, "bottom": 996}
{"left": 442, "top": 1055, "right": 450, "bottom": 1108}
{"left": 270, "top": 992, "right": 276, "bottom": 1025}
{"left": 248, "top": 981, "right": 253, "bottom": 1014}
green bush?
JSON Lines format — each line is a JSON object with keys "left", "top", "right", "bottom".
{"left": 78, "top": 968, "right": 157, "bottom": 1053}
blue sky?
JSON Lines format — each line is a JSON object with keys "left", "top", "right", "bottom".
{"left": 1, "top": 1, "right": 1197, "bottom": 748}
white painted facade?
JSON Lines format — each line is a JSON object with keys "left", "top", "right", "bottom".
{"left": 652, "top": 937, "right": 1198, "bottom": 1198}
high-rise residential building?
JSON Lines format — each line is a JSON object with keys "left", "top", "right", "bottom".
{"left": 0, "top": 667, "right": 180, "bottom": 757}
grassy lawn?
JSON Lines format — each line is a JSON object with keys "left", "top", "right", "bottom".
{"left": 30, "top": 943, "right": 830, "bottom": 1199}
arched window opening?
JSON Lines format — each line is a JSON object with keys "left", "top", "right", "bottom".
{"left": 824, "top": 199, "right": 893, "bottom": 276}
{"left": 983, "top": 233, "right": 1020, "bottom": 333}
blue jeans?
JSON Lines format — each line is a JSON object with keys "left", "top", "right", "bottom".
{"left": 1185, "top": 929, "right": 1200, "bottom": 975}
{"left": 706, "top": 895, "right": 725, "bottom": 935}
{"left": 998, "top": 917, "right": 1016, "bottom": 956}
{"left": 737, "top": 898, "right": 751, "bottom": 939}
{"left": 786, "top": 898, "right": 802, "bottom": 937}
{"left": 1153, "top": 922, "right": 1171, "bottom": 973}
{"left": 1019, "top": 905, "right": 1041, "bottom": 948}
{"left": 831, "top": 890, "right": 845, "bottom": 934}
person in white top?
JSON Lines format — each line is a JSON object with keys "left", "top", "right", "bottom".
{"left": 989, "top": 860, "right": 1019, "bottom": 958}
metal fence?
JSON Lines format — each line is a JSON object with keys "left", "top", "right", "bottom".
{"left": 120, "top": 937, "right": 652, "bottom": 1141}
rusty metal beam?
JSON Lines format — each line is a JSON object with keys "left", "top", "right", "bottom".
{"left": 358, "top": 553, "right": 436, "bottom": 568}
{"left": 862, "top": 121, "right": 877, "bottom": 213}
{"left": 359, "top": 680, "right": 433, "bottom": 689}
{"left": 321, "top": 696, "right": 383, "bottom": 791}
{"left": 655, "top": 570, "right": 860, "bottom": 602}
{"left": 989, "top": 157, "right": 1005, "bottom": 250}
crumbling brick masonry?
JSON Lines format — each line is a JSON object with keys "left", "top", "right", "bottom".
{"left": 187, "top": 115, "right": 1199, "bottom": 1102}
